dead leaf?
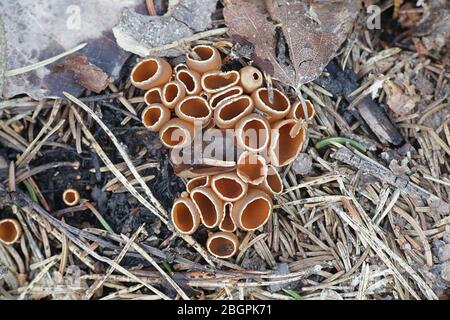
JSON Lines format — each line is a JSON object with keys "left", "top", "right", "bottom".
{"left": 383, "top": 80, "right": 420, "bottom": 115}
{"left": 113, "top": 0, "right": 219, "bottom": 58}
{"left": 55, "top": 56, "right": 110, "bottom": 94}
{"left": 223, "top": 0, "right": 358, "bottom": 88}
{"left": 0, "top": 0, "right": 145, "bottom": 99}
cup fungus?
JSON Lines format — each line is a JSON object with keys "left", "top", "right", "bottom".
{"left": 162, "top": 81, "right": 186, "bottom": 109}
{"left": 231, "top": 189, "right": 272, "bottom": 231}
{"left": 255, "top": 164, "right": 284, "bottom": 196}
{"left": 130, "top": 58, "right": 172, "bottom": 90}
{"left": 214, "top": 95, "right": 254, "bottom": 129}
{"left": 144, "top": 87, "right": 163, "bottom": 105}
{"left": 186, "top": 176, "right": 210, "bottom": 193}
{"left": 252, "top": 88, "right": 291, "bottom": 122}
{"left": 211, "top": 172, "right": 247, "bottom": 202}
{"left": 160, "top": 118, "right": 194, "bottom": 149}
{"left": 206, "top": 232, "right": 239, "bottom": 258}
{"left": 175, "top": 96, "right": 212, "bottom": 126}
{"left": 63, "top": 188, "right": 80, "bottom": 206}
{"left": 269, "top": 119, "right": 306, "bottom": 167}
{"left": 0, "top": 219, "right": 22, "bottom": 245}
{"left": 171, "top": 197, "right": 201, "bottom": 235}
{"left": 191, "top": 187, "right": 224, "bottom": 228}
{"left": 289, "top": 100, "right": 315, "bottom": 121}
{"left": 186, "top": 45, "right": 222, "bottom": 74}
{"left": 209, "top": 86, "right": 243, "bottom": 110}
{"left": 237, "top": 151, "right": 268, "bottom": 185}
{"left": 235, "top": 113, "right": 270, "bottom": 152}
{"left": 142, "top": 104, "right": 171, "bottom": 132}
{"left": 219, "top": 203, "right": 236, "bottom": 232}
{"left": 240, "top": 66, "right": 263, "bottom": 93}
{"left": 201, "top": 70, "right": 240, "bottom": 94}
{"left": 176, "top": 69, "right": 202, "bottom": 96}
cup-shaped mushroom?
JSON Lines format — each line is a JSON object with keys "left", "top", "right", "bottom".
{"left": 63, "top": 188, "right": 80, "bottom": 206}
{"left": 171, "top": 197, "right": 201, "bottom": 235}
{"left": 237, "top": 151, "right": 268, "bottom": 185}
{"left": 269, "top": 119, "right": 306, "bottom": 167}
{"left": 144, "top": 87, "right": 163, "bottom": 105}
{"left": 186, "top": 45, "right": 222, "bottom": 74}
{"left": 289, "top": 100, "right": 315, "bottom": 121}
{"left": 211, "top": 172, "right": 248, "bottom": 202}
{"left": 240, "top": 66, "right": 263, "bottom": 93}
{"left": 219, "top": 203, "right": 236, "bottom": 232}
{"left": 206, "top": 232, "right": 239, "bottom": 259}
{"left": 209, "top": 86, "right": 243, "bottom": 110}
{"left": 176, "top": 69, "right": 202, "bottom": 95}
{"left": 186, "top": 176, "right": 210, "bottom": 193}
{"left": 162, "top": 81, "right": 186, "bottom": 109}
{"left": 0, "top": 219, "right": 22, "bottom": 245}
{"left": 160, "top": 118, "right": 195, "bottom": 149}
{"left": 201, "top": 71, "right": 240, "bottom": 94}
{"left": 191, "top": 187, "right": 224, "bottom": 228}
{"left": 231, "top": 189, "right": 272, "bottom": 231}
{"left": 255, "top": 165, "right": 283, "bottom": 197}
{"left": 142, "top": 104, "right": 171, "bottom": 132}
{"left": 130, "top": 58, "right": 172, "bottom": 90}
{"left": 214, "top": 95, "right": 254, "bottom": 129}
{"left": 175, "top": 96, "right": 212, "bottom": 126}
{"left": 252, "top": 88, "right": 291, "bottom": 122}
{"left": 235, "top": 114, "right": 270, "bottom": 152}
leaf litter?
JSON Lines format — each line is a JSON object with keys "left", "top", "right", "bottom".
{"left": 223, "top": 0, "right": 358, "bottom": 88}
{"left": 0, "top": 0, "right": 449, "bottom": 301}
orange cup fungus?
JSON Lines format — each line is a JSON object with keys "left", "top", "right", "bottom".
{"left": 130, "top": 45, "right": 315, "bottom": 259}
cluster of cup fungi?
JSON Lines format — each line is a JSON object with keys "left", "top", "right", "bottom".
{"left": 129, "top": 44, "right": 315, "bottom": 260}
{"left": 0, "top": 45, "right": 315, "bottom": 257}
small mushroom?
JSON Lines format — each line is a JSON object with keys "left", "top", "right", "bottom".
{"left": 269, "top": 119, "right": 306, "bottom": 167}
{"left": 63, "top": 188, "right": 80, "bottom": 206}
{"left": 214, "top": 95, "right": 254, "bottom": 129}
{"left": 206, "top": 232, "right": 239, "bottom": 259}
{"left": 160, "top": 118, "right": 195, "bottom": 149}
{"left": 252, "top": 88, "right": 291, "bottom": 122}
{"left": 142, "top": 104, "right": 171, "bottom": 132}
{"left": 176, "top": 69, "right": 202, "bottom": 95}
{"left": 186, "top": 45, "right": 222, "bottom": 74}
{"left": 0, "top": 219, "right": 22, "bottom": 245}
{"left": 201, "top": 70, "right": 240, "bottom": 94}
{"left": 231, "top": 189, "right": 272, "bottom": 231}
{"left": 186, "top": 176, "right": 210, "bottom": 193}
{"left": 235, "top": 113, "right": 270, "bottom": 152}
{"left": 144, "top": 87, "right": 163, "bottom": 105}
{"left": 171, "top": 197, "right": 201, "bottom": 235}
{"left": 190, "top": 187, "right": 224, "bottom": 228}
{"left": 219, "top": 202, "right": 236, "bottom": 232}
{"left": 209, "top": 86, "right": 243, "bottom": 110}
{"left": 237, "top": 151, "right": 268, "bottom": 185}
{"left": 162, "top": 81, "right": 186, "bottom": 109}
{"left": 255, "top": 164, "right": 284, "bottom": 197}
{"left": 289, "top": 100, "right": 315, "bottom": 121}
{"left": 130, "top": 58, "right": 172, "bottom": 90}
{"left": 211, "top": 172, "right": 248, "bottom": 202}
{"left": 175, "top": 96, "right": 212, "bottom": 126}
{"left": 240, "top": 66, "right": 263, "bottom": 93}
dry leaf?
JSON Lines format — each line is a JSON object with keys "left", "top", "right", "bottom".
{"left": 113, "top": 0, "right": 219, "bottom": 57}
{"left": 55, "top": 56, "right": 110, "bottom": 94}
{"left": 0, "top": 0, "right": 144, "bottom": 99}
{"left": 224, "top": 0, "right": 358, "bottom": 88}
{"left": 383, "top": 80, "right": 420, "bottom": 115}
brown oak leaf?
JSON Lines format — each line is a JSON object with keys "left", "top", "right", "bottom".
{"left": 224, "top": 0, "right": 358, "bottom": 88}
